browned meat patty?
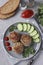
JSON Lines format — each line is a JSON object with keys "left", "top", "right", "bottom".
{"left": 8, "top": 32, "right": 20, "bottom": 43}
{"left": 20, "top": 34, "right": 32, "bottom": 46}
{"left": 12, "top": 42, "right": 24, "bottom": 54}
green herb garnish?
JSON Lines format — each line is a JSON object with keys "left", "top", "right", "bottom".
{"left": 37, "top": 4, "right": 43, "bottom": 26}
{"left": 9, "top": 25, "right": 16, "bottom": 32}
{"left": 23, "top": 47, "right": 35, "bottom": 58}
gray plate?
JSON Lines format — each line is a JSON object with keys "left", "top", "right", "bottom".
{"left": 3, "top": 22, "right": 42, "bottom": 60}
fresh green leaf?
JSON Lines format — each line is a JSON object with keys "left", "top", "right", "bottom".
{"left": 23, "top": 47, "right": 35, "bottom": 58}
{"left": 9, "top": 25, "right": 16, "bottom": 32}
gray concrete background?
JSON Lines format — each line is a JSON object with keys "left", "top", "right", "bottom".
{"left": 0, "top": 0, "right": 43, "bottom": 65}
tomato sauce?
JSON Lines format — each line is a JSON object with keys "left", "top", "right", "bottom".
{"left": 21, "top": 10, "right": 34, "bottom": 18}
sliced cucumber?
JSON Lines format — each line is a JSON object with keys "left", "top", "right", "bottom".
{"left": 23, "top": 23, "right": 27, "bottom": 31}
{"left": 33, "top": 33, "right": 39, "bottom": 39}
{"left": 17, "top": 23, "right": 23, "bottom": 31}
{"left": 28, "top": 26, "right": 34, "bottom": 33}
{"left": 27, "top": 24, "right": 31, "bottom": 31}
{"left": 34, "top": 38, "right": 40, "bottom": 43}
{"left": 30, "top": 30, "right": 37, "bottom": 37}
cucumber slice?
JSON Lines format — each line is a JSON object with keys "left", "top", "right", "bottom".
{"left": 28, "top": 26, "right": 34, "bottom": 33}
{"left": 33, "top": 33, "right": 39, "bottom": 39}
{"left": 34, "top": 38, "right": 40, "bottom": 43}
{"left": 27, "top": 24, "right": 31, "bottom": 31}
{"left": 30, "top": 30, "right": 37, "bottom": 37}
{"left": 23, "top": 23, "right": 27, "bottom": 31}
{"left": 17, "top": 23, "right": 23, "bottom": 31}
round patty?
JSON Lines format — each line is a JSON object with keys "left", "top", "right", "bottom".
{"left": 12, "top": 42, "right": 24, "bottom": 54}
{"left": 21, "top": 34, "right": 32, "bottom": 46}
{"left": 9, "top": 32, "right": 20, "bottom": 43}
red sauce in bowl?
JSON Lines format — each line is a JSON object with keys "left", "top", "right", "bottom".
{"left": 21, "top": 9, "right": 34, "bottom": 18}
